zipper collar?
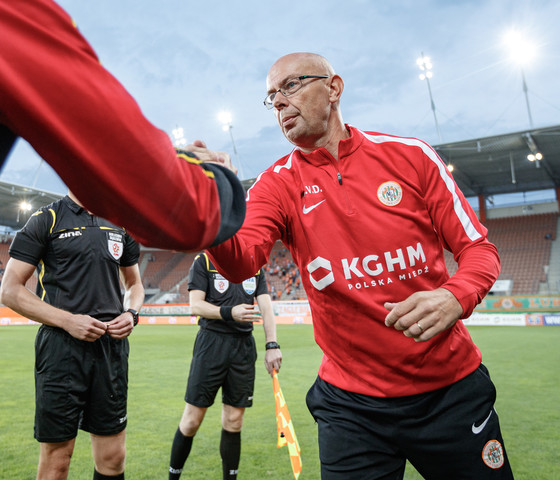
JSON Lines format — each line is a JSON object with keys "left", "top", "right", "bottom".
{"left": 294, "top": 124, "right": 364, "bottom": 166}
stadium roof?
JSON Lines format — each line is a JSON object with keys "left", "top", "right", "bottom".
{"left": 1, "top": 124, "right": 559, "bottom": 231}
{"left": 0, "top": 180, "right": 62, "bottom": 231}
{"left": 434, "top": 124, "right": 560, "bottom": 198}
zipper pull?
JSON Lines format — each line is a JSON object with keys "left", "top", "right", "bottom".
{"left": 337, "top": 172, "right": 343, "bottom": 185}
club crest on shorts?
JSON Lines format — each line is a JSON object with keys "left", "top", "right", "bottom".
{"left": 107, "top": 232, "right": 123, "bottom": 260}
{"left": 242, "top": 277, "right": 257, "bottom": 295}
{"left": 377, "top": 181, "right": 403, "bottom": 206}
{"left": 214, "top": 274, "right": 229, "bottom": 293}
{"left": 482, "top": 440, "right": 504, "bottom": 469}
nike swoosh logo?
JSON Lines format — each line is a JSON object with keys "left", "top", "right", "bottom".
{"left": 302, "top": 200, "right": 326, "bottom": 214}
{"left": 472, "top": 409, "right": 493, "bottom": 434}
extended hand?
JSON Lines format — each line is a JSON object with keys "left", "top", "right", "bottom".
{"left": 384, "top": 288, "right": 463, "bottom": 342}
{"left": 185, "top": 139, "right": 238, "bottom": 175}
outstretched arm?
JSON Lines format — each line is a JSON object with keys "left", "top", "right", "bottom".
{"left": 0, "top": 0, "right": 244, "bottom": 250}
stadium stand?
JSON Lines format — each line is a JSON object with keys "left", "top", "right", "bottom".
{"left": 158, "top": 252, "right": 198, "bottom": 292}
{"left": 140, "top": 250, "right": 178, "bottom": 289}
{"left": 489, "top": 213, "right": 557, "bottom": 295}
{"left": 139, "top": 250, "right": 197, "bottom": 302}
{"left": 150, "top": 211, "right": 558, "bottom": 301}
{"left": 444, "top": 213, "right": 558, "bottom": 295}
{"left": 1, "top": 212, "right": 558, "bottom": 300}
{"left": 263, "top": 242, "right": 304, "bottom": 300}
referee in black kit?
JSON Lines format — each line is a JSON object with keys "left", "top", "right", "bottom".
{"left": 0, "top": 192, "right": 144, "bottom": 480}
{"left": 168, "top": 251, "right": 282, "bottom": 480}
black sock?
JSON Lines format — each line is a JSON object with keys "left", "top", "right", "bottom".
{"left": 169, "top": 427, "right": 194, "bottom": 480}
{"left": 220, "top": 429, "right": 241, "bottom": 480}
{"left": 93, "top": 471, "right": 124, "bottom": 480}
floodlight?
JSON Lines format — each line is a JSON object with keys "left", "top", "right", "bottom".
{"left": 19, "top": 201, "right": 32, "bottom": 212}
{"left": 416, "top": 52, "right": 441, "bottom": 142}
{"left": 503, "top": 30, "right": 537, "bottom": 66}
{"left": 217, "top": 110, "right": 242, "bottom": 177}
{"left": 171, "top": 126, "right": 187, "bottom": 147}
{"left": 217, "top": 111, "right": 232, "bottom": 126}
{"left": 503, "top": 28, "right": 538, "bottom": 127}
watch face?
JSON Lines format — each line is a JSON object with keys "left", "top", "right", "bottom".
{"left": 128, "top": 309, "right": 139, "bottom": 325}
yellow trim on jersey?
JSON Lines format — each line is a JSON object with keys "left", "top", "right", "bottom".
{"left": 177, "top": 152, "right": 202, "bottom": 165}
{"left": 176, "top": 152, "right": 216, "bottom": 179}
{"left": 38, "top": 260, "right": 47, "bottom": 301}
{"left": 48, "top": 209, "right": 56, "bottom": 234}
{"left": 200, "top": 252, "right": 217, "bottom": 273}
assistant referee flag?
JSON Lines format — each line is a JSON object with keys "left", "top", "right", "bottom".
{"left": 272, "top": 370, "right": 302, "bottom": 479}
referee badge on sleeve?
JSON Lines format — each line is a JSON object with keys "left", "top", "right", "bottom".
{"left": 214, "top": 274, "right": 229, "bottom": 293}
{"left": 242, "top": 277, "right": 256, "bottom": 295}
{"left": 107, "top": 232, "right": 124, "bottom": 260}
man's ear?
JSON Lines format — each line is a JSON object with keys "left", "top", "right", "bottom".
{"left": 328, "top": 74, "right": 344, "bottom": 103}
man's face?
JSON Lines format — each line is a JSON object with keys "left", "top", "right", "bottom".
{"left": 266, "top": 56, "right": 332, "bottom": 150}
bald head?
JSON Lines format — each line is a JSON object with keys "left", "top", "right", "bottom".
{"left": 266, "top": 53, "right": 335, "bottom": 89}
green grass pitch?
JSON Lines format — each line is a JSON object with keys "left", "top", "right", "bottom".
{"left": 1, "top": 324, "right": 558, "bottom": 479}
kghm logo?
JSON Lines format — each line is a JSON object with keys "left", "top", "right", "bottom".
{"left": 307, "top": 243, "right": 427, "bottom": 292}
{"left": 377, "top": 181, "right": 403, "bottom": 206}
{"left": 307, "top": 257, "right": 335, "bottom": 291}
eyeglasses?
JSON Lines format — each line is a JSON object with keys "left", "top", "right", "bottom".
{"left": 263, "top": 75, "right": 329, "bottom": 109}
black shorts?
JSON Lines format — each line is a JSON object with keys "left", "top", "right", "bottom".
{"left": 185, "top": 328, "right": 256, "bottom": 408}
{"left": 34, "top": 325, "right": 129, "bottom": 443}
{"left": 306, "top": 364, "right": 514, "bottom": 480}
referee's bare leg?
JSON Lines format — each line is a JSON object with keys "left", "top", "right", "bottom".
{"left": 37, "top": 439, "right": 75, "bottom": 480}
{"left": 91, "top": 430, "right": 126, "bottom": 479}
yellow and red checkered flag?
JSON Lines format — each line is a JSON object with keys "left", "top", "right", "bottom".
{"left": 272, "top": 369, "right": 302, "bottom": 480}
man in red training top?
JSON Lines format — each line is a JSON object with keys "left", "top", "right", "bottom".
{"left": 0, "top": 0, "right": 245, "bottom": 251}
{"left": 203, "top": 53, "right": 514, "bottom": 478}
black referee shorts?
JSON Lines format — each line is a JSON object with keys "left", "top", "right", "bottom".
{"left": 185, "top": 328, "right": 256, "bottom": 408}
{"left": 306, "top": 364, "right": 514, "bottom": 480}
{"left": 34, "top": 325, "right": 129, "bottom": 443}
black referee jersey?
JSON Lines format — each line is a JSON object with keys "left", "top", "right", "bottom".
{"left": 188, "top": 252, "right": 269, "bottom": 334}
{"left": 9, "top": 195, "right": 140, "bottom": 321}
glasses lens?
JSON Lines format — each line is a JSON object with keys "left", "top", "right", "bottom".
{"left": 263, "top": 94, "right": 275, "bottom": 109}
{"left": 282, "top": 78, "right": 302, "bottom": 96}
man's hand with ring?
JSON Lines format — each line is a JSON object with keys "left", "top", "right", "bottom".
{"left": 384, "top": 288, "right": 463, "bottom": 341}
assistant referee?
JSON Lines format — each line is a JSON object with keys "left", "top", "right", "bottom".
{"left": 168, "top": 252, "right": 282, "bottom": 480}
{"left": 0, "top": 192, "right": 144, "bottom": 480}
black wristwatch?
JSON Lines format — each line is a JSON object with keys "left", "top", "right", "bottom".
{"left": 265, "top": 341, "right": 280, "bottom": 350}
{"left": 126, "top": 308, "right": 139, "bottom": 326}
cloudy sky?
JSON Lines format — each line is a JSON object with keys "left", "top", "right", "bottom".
{"left": 2, "top": 0, "right": 559, "bottom": 193}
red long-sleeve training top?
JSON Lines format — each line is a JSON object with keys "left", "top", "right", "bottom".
{"left": 210, "top": 126, "right": 500, "bottom": 397}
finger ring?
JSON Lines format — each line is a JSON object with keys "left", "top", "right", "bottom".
{"left": 416, "top": 321, "right": 424, "bottom": 332}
